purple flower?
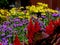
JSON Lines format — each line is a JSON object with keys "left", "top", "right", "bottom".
{"left": 52, "top": 13, "right": 58, "bottom": 17}
{"left": 2, "top": 25, "right": 8, "bottom": 32}
{"left": 22, "top": 19, "right": 28, "bottom": 24}
{"left": 22, "top": 19, "right": 25, "bottom": 22}
{"left": 2, "top": 27, "right": 8, "bottom": 32}
{"left": 13, "top": 24, "right": 17, "bottom": 27}
{"left": 2, "top": 25, "right": 7, "bottom": 29}
{"left": 41, "top": 15, "right": 46, "bottom": 18}
{"left": 9, "top": 44, "right": 13, "bottom": 45}
{"left": 58, "top": 14, "right": 60, "bottom": 17}
{"left": 22, "top": 20, "right": 26, "bottom": 24}
{"left": 39, "top": 21, "right": 44, "bottom": 27}
{"left": 25, "top": 20, "right": 28, "bottom": 24}
{"left": 2, "top": 39, "right": 8, "bottom": 45}
{"left": 0, "top": 26, "right": 2, "bottom": 31}
{"left": 6, "top": 35, "right": 12, "bottom": 38}
{"left": 3, "top": 21, "right": 10, "bottom": 25}
{"left": 2, "top": 38, "right": 6, "bottom": 41}
{"left": 1, "top": 33, "right": 5, "bottom": 36}
{"left": 13, "top": 18, "right": 20, "bottom": 22}
{"left": 8, "top": 27, "right": 12, "bottom": 31}
{"left": 17, "top": 23, "right": 23, "bottom": 26}
{"left": 23, "top": 22, "right": 26, "bottom": 24}
{"left": 24, "top": 28, "right": 27, "bottom": 31}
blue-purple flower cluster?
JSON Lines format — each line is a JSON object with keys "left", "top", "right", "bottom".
{"left": 0, "top": 17, "right": 29, "bottom": 45}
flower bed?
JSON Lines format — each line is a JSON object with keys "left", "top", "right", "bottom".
{"left": 0, "top": 2, "right": 60, "bottom": 45}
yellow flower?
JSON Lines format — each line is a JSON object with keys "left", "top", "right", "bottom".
{"left": 0, "top": 9, "right": 4, "bottom": 14}
{"left": 26, "top": 11, "right": 30, "bottom": 15}
{"left": 11, "top": 11, "right": 16, "bottom": 15}
{"left": 39, "top": 9, "right": 45, "bottom": 12}
{"left": 27, "top": 16, "right": 31, "bottom": 20}
{"left": 39, "top": 18, "right": 42, "bottom": 20}
{"left": 34, "top": 9, "right": 38, "bottom": 12}
{"left": 10, "top": 9, "right": 16, "bottom": 15}
{"left": 25, "top": 15, "right": 30, "bottom": 19}
{"left": 51, "top": 10, "right": 55, "bottom": 13}
{"left": 19, "top": 16, "right": 23, "bottom": 18}
{"left": 0, "top": 14, "right": 2, "bottom": 17}
{"left": 37, "top": 2, "right": 43, "bottom": 5}
{"left": 33, "top": 15, "right": 37, "bottom": 19}
{"left": 42, "top": 4, "right": 48, "bottom": 7}
{"left": 42, "top": 9, "right": 45, "bottom": 12}
{"left": 47, "top": 8, "right": 51, "bottom": 12}
{"left": 39, "top": 6, "right": 43, "bottom": 9}
{"left": 30, "top": 5, "right": 36, "bottom": 11}
{"left": 11, "top": 8, "right": 16, "bottom": 10}
{"left": 0, "top": 15, "right": 6, "bottom": 18}
{"left": 44, "top": 9, "right": 48, "bottom": 12}
{"left": 41, "top": 12, "right": 46, "bottom": 15}
{"left": 54, "top": 10, "right": 58, "bottom": 13}
{"left": 45, "top": 4, "right": 48, "bottom": 7}
{"left": 49, "top": 9, "right": 57, "bottom": 13}
{"left": 36, "top": 6, "right": 43, "bottom": 12}
{"left": 26, "top": 6, "right": 30, "bottom": 9}
{"left": 23, "top": 15, "right": 26, "bottom": 18}
{"left": 20, "top": 6, "right": 24, "bottom": 9}
{"left": 25, "top": 15, "right": 28, "bottom": 18}
{"left": 7, "top": 13, "right": 11, "bottom": 16}
{"left": 20, "top": 12, "right": 25, "bottom": 14}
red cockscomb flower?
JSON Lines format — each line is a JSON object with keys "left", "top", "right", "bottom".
{"left": 13, "top": 34, "right": 22, "bottom": 45}
{"left": 54, "top": 18, "right": 60, "bottom": 26}
{"left": 46, "top": 20, "right": 55, "bottom": 35}
{"left": 27, "top": 18, "right": 41, "bottom": 44}
{"left": 0, "top": 44, "right": 2, "bottom": 45}
{"left": 27, "top": 18, "right": 35, "bottom": 34}
{"left": 27, "top": 18, "right": 35, "bottom": 43}
{"left": 34, "top": 21, "right": 41, "bottom": 33}
{"left": 46, "top": 18, "right": 60, "bottom": 35}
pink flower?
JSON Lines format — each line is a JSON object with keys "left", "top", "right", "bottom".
{"left": 0, "top": 42, "right": 2, "bottom": 45}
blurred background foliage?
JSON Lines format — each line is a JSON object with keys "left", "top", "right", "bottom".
{"left": 0, "top": 0, "right": 15, "bottom": 9}
{"left": 0, "top": 0, "right": 30, "bottom": 9}
{"left": 0, "top": 0, "right": 8, "bottom": 8}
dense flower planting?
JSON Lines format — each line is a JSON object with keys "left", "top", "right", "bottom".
{"left": 0, "top": 2, "right": 60, "bottom": 45}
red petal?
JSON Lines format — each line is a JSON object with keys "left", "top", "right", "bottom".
{"left": 46, "top": 24, "right": 54, "bottom": 35}
{"left": 13, "top": 34, "right": 22, "bottom": 45}
{"left": 54, "top": 19, "right": 60, "bottom": 26}
{"left": 34, "top": 21, "right": 41, "bottom": 32}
